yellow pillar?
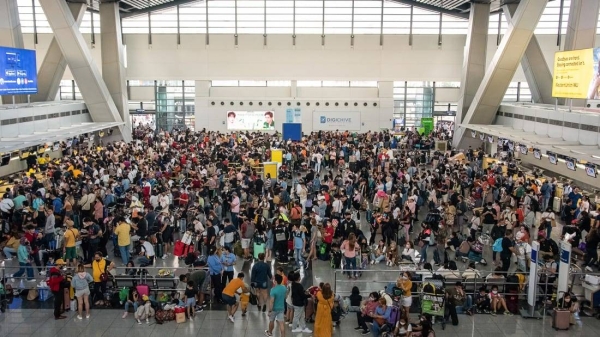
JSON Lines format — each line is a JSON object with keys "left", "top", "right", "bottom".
{"left": 263, "top": 161, "right": 278, "bottom": 180}
{"left": 271, "top": 149, "right": 283, "bottom": 164}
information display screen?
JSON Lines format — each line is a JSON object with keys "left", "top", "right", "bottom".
{"left": 226, "top": 111, "right": 275, "bottom": 131}
{"left": 0, "top": 46, "right": 38, "bottom": 95}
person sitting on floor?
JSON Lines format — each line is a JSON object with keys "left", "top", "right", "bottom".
{"left": 462, "top": 262, "right": 482, "bottom": 280}
{"left": 557, "top": 292, "right": 579, "bottom": 324}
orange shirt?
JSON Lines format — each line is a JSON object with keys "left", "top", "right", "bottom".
{"left": 222, "top": 277, "right": 245, "bottom": 297}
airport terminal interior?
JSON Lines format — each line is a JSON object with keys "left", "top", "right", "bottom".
{"left": 3, "top": 0, "right": 600, "bottom": 336}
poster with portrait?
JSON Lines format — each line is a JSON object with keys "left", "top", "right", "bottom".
{"left": 547, "top": 151, "right": 557, "bottom": 165}
{"left": 565, "top": 157, "right": 577, "bottom": 171}
{"left": 519, "top": 144, "right": 528, "bottom": 155}
{"left": 226, "top": 111, "right": 275, "bottom": 131}
{"left": 533, "top": 148, "right": 542, "bottom": 160}
{"left": 585, "top": 163, "right": 597, "bottom": 178}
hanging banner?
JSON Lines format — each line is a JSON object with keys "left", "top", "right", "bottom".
{"left": 552, "top": 48, "right": 600, "bottom": 99}
{"left": 471, "top": 130, "right": 476, "bottom": 138}
{"left": 565, "top": 157, "right": 577, "bottom": 171}
{"left": 585, "top": 163, "right": 597, "bottom": 178}
{"left": 508, "top": 140, "right": 514, "bottom": 152}
{"left": 533, "top": 148, "right": 542, "bottom": 160}
{"left": 547, "top": 151, "right": 557, "bottom": 165}
{"left": 479, "top": 133, "right": 485, "bottom": 141}
{"left": 487, "top": 135, "right": 494, "bottom": 144}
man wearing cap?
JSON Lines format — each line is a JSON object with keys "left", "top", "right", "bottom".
{"left": 47, "top": 266, "right": 67, "bottom": 320}
{"left": 137, "top": 237, "right": 155, "bottom": 267}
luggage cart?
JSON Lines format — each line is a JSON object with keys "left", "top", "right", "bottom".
{"left": 421, "top": 277, "right": 446, "bottom": 330}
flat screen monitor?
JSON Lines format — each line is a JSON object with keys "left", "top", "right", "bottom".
{"left": 0, "top": 154, "right": 10, "bottom": 166}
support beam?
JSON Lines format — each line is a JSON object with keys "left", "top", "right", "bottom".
{"left": 454, "top": 0, "right": 548, "bottom": 148}
{"left": 120, "top": 0, "right": 199, "bottom": 18}
{"left": 31, "top": 3, "right": 86, "bottom": 102}
{"left": 38, "top": 0, "right": 131, "bottom": 142}
{"left": 456, "top": 2, "right": 489, "bottom": 125}
{"left": 504, "top": 4, "right": 554, "bottom": 105}
{"left": 100, "top": 1, "right": 131, "bottom": 140}
{"left": 564, "top": 0, "right": 600, "bottom": 51}
{"left": 564, "top": 0, "right": 600, "bottom": 107}
{"left": 0, "top": 0, "right": 24, "bottom": 105}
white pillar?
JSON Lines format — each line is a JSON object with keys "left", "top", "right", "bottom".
{"left": 0, "top": 0, "right": 24, "bottom": 105}
{"left": 378, "top": 81, "right": 394, "bottom": 131}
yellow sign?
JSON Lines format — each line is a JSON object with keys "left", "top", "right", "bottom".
{"left": 552, "top": 48, "right": 600, "bottom": 99}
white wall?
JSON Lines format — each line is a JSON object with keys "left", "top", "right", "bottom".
{"left": 195, "top": 81, "right": 394, "bottom": 133}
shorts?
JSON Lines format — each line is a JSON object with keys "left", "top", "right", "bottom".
{"left": 186, "top": 297, "right": 196, "bottom": 307}
{"left": 75, "top": 288, "right": 90, "bottom": 298}
{"left": 64, "top": 247, "right": 77, "bottom": 260}
{"left": 401, "top": 295, "right": 412, "bottom": 308}
{"left": 269, "top": 310, "right": 284, "bottom": 322}
{"left": 254, "top": 281, "right": 268, "bottom": 290}
{"left": 222, "top": 294, "right": 237, "bottom": 306}
{"left": 241, "top": 238, "right": 251, "bottom": 249}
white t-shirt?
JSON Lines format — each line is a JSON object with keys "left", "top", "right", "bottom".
{"left": 141, "top": 241, "right": 155, "bottom": 257}
{"left": 395, "top": 322, "right": 412, "bottom": 335}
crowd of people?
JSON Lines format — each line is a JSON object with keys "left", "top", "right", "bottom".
{"left": 0, "top": 123, "right": 596, "bottom": 336}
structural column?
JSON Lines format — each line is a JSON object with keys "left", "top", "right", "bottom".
{"left": 455, "top": 0, "right": 548, "bottom": 149}
{"left": 194, "top": 80, "right": 211, "bottom": 131}
{"left": 504, "top": 4, "right": 554, "bottom": 105}
{"left": 378, "top": 81, "right": 394, "bottom": 130}
{"left": 39, "top": 0, "right": 130, "bottom": 142}
{"left": 0, "top": 0, "right": 24, "bottom": 104}
{"left": 453, "top": 2, "right": 489, "bottom": 150}
{"left": 564, "top": 0, "right": 600, "bottom": 106}
{"left": 31, "top": 3, "right": 86, "bottom": 102}
{"left": 100, "top": 0, "right": 131, "bottom": 139}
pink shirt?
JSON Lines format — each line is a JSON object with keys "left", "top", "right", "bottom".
{"left": 340, "top": 240, "right": 360, "bottom": 258}
{"left": 231, "top": 196, "right": 240, "bottom": 213}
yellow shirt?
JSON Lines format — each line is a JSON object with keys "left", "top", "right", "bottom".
{"left": 92, "top": 259, "right": 107, "bottom": 283}
{"left": 114, "top": 222, "right": 131, "bottom": 246}
{"left": 72, "top": 169, "right": 83, "bottom": 178}
{"left": 222, "top": 278, "right": 245, "bottom": 297}
{"left": 64, "top": 228, "right": 79, "bottom": 248}
{"left": 37, "top": 157, "right": 47, "bottom": 165}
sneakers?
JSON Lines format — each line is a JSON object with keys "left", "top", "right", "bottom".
{"left": 291, "top": 328, "right": 303, "bottom": 333}
{"left": 490, "top": 311, "right": 496, "bottom": 316}
{"left": 264, "top": 330, "right": 273, "bottom": 337}
{"left": 302, "top": 328, "right": 312, "bottom": 333}
{"left": 228, "top": 315, "right": 234, "bottom": 323}
{"left": 146, "top": 318, "right": 149, "bottom": 323}
{"left": 361, "top": 330, "right": 370, "bottom": 335}
{"left": 586, "top": 266, "right": 593, "bottom": 272}
{"left": 161, "top": 254, "right": 168, "bottom": 260}
{"left": 86, "top": 315, "right": 90, "bottom": 319}
{"left": 262, "top": 305, "right": 266, "bottom": 312}
{"left": 39, "top": 271, "right": 46, "bottom": 276}
{"left": 27, "top": 279, "right": 36, "bottom": 282}
{"left": 122, "top": 312, "right": 128, "bottom": 319}
{"left": 137, "top": 319, "right": 142, "bottom": 325}
{"left": 370, "top": 260, "right": 375, "bottom": 265}
{"left": 504, "top": 311, "right": 513, "bottom": 316}
{"left": 354, "top": 327, "right": 363, "bottom": 331}
{"left": 77, "top": 315, "right": 83, "bottom": 320}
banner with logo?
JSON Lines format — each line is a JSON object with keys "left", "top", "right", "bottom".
{"left": 313, "top": 111, "right": 361, "bottom": 131}
{"left": 585, "top": 163, "right": 597, "bottom": 178}
{"left": 565, "top": 157, "right": 577, "bottom": 171}
{"left": 533, "top": 148, "right": 542, "bottom": 160}
{"left": 226, "top": 111, "right": 275, "bottom": 131}
{"left": 519, "top": 144, "right": 528, "bottom": 155}
{"left": 547, "top": 151, "right": 557, "bottom": 165}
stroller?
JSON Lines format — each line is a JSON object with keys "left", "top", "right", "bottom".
{"left": 420, "top": 277, "right": 446, "bottom": 330}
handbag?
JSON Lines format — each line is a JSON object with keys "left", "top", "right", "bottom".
{"left": 249, "top": 293, "right": 258, "bottom": 306}
{"left": 27, "top": 288, "right": 39, "bottom": 301}
{"left": 100, "top": 272, "right": 109, "bottom": 282}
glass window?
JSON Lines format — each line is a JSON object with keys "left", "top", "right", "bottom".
{"left": 239, "top": 80, "right": 267, "bottom": 86}
{"left": 322, "top": 80, "right": 349, "bottom": 87}
{"left": 267, "top": 80, "right": 292, "bottom": 86}
{"left": 350, "top": 81, "right": 378, "bottom": 87}
{"left": 297, "top": 80, "right": 322, "bottom": 87}
{"left": 212, "top": 80, "right": 239, "bottom": 86}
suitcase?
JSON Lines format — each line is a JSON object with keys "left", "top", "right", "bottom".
{"left": 552, "top": 197, "right": 561, "bottom": 213}
{"left": 155, "top": 243, "right": 164, "bottom": 258}
{"left": 305, "top": 297, "right": 316, "bottom": 322}
{"left": 506, "top": 290, "right": 519, "bottom": 314}
{"left": 253, "top": 242, "right": 265, "bottom": 260}
{"left": 552, "top": 308, "right": 570, "bottom": 330}
{"left": 173, "top": 240, "right": 185, "bottom": 257}
{"left": 136, "top": 284, "right": 150, "bottom": 297}
{"left": 63, "top": 288, "right": 71, "bottom": 311}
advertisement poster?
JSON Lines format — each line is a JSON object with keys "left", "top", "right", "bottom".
{"left": 312, "top": 111, "right": 361, "bottom": 131}
{"left": 585, "top": 163, "right": 597, "bottom": 178}
{"left": 421, "top": 118, "right": 434, "bottom": 136}
{"left": 0, "top": 46, "right": 38, "bottom": 95}
{"left": 552, "top": 48, "right": 600, "bottom": 99}
{"left": 533, "top": 148, "right": 542, "bottom": 160}
{"left": 471, "top": 130, "right": 476, "bottom": 138}
{"left": 392, "top": 118, "right": 404, "bottom": 132}
{"left": 487, "top": 135, "right": 494, "bottom": 144}
{"left": 547, "top": 151, "right": 557, "bottom": 165}
{"left": 421, "top": 293, "right": 444, "bottom": 316}
{"left": 227, "top": 111, "right": 275, "bottom": 131}
{"left": 565, "top": 157, "right": 577, "bottom": 171}
{"left": 520, "top": 144, "right": 528, "bottom": 155}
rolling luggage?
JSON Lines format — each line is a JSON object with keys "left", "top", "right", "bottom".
{"left": 155, "top": 243, "right": 163, "bottom": 258}
{"left": 506, "top": 290, "right": 519, "bottom": 314}
{"left": 136, "top": 274, "right": 150, "bottom": 297}
{"left": 173, "top": 240, "right": 185, "bottom": 257}
{"left": 552, "top": 197, "right": 561, "bottom": 213}
{"left": 552, "top": 308, "right": 570, "bottom": 330}
{"left": 305, "top": 297, "right": 316, "bottom": 322}
{"left": 253, "top": 242, "right": 265, "bottom": 260}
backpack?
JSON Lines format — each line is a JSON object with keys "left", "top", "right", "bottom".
{"left": 492, "top": 238, "right": 503, "bottom": 252}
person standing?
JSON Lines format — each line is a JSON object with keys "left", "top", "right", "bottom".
{"left": 265, "top": 274, "right": 287, "bottom": 337}
{"left": 221, "top": 245, "right": 236, "bottom": 286}
{"left": 114, "top": 217, "right": 131, "bottom": 265}
{"left": 230, "top": 192, "right": 240, "bottom": 229}
{"left": 82, "top": 218, "right": 102, "bottom": 264}
{"left": 72, "top": 264, "right": 93, "bottom": 319}
{"left": 207, "top": 246, "right": 224, "bottom": 303}
{"left": 62, "top": 218, "right": 79, "bottom": 269}
{"left": 251, "top": 252, "right": 272, "bottom": 312}
{"left": 47, "top": 267, "right": 66, "bottom": 320}
{"left": 313, "top": 283, "right": 334, "bottom": 337}
{"left": 500, "top": 230, "right": 517, "bottom": 273}
{"left": 84, "top": 252, "right": 115, "bottom": 305}
{"left": 290, "top": 272, "right": 312, "bottom": 333}
{"left": 274, "top": 220, "right": 289, "bottom": 264}
{"left": 292, "top": 225, "right": 306, "bottom": 268}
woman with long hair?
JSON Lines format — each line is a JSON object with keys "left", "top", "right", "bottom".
{"left": 314, "top": 283, "right": 334, "bottom": 337}
{"left": 341, "top": 233, "right": 360, "bottom": 279}
{"left": 72, "top": 264, "right": 93, "bottom": 319}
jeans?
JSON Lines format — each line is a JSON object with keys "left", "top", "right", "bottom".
{"left": 455, "top": 295, "right": 473, "bottom": 314}
{"left": 357, "top": 313, "right": 373, "bottom": 332}
{"left": 93, "top": 281, "right": 107, "bottom": 304}
{"left": 370, "top": 253, "right": 385, "bottom": 264}
{"left": 483, "top": 223, "right": 494, "bottom": 235}
{"left": 345, "top": 257, "right": 357, "bottom": 277}
{"left": 13, "top": 262, "right": 34, "bottom": 280}
{"left": 292, "top": 305, "right": 306, "bottom": 330}
{"left": 419, "top": 245, "right": 428, "bottom": 264}
{"left": 119, "top": 245, "right": 130, "bottom": 265}
{"left": 294, "top": 248, "right": 305, "bottom": 267}
{"left": 231, "top": 213, "right": 239, "bottom": 230}
{"left": 124, "top": 301, "right": 139, "bottom": 313}
{"left": 542, "top": 197, "right": 550, "bottom": 212}
{"left": 138, "top": 256, "right": 155, "bottom": 267}
{"left": 2, "top": 247, "right": 16, "bottom": 259}
{"left": 371, "top": 319, "right": 385, "bottom": 337}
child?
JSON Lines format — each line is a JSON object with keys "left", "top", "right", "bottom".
{"left": 135, "top": 295, "right": 153, "bottom": 324}
{"left": 239, "top": 283, "right": 250, "bottom": 317}
{"left": 475, "top": 287, "right": 490, "bottom": 314}
{"left": 183, "top": 280, "right": 196, "bottom": 319}
{"left": 330, "top": 243, "right": 342, "bottom": 269}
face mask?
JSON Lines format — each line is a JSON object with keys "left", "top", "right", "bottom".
{"left": 492, "top": 291, "right": 498, "bottom": 294}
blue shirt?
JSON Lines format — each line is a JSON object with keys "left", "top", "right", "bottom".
{"left": 270, "top": 284, "right": 287, "bottom": 311}
{"left": 375, "top": 305, "right": 392, "bottom": 323}
{"left": 52, "top": 198, "right": 63, "bottom": 214}
{"left": 207, "top": 254, "right": 223, "bottom": 275}
{"left": 293, "top": 231, "right": 304, "bottom": 250}
{"left": 220, "top": 252, "right": 236, "bottom": 272}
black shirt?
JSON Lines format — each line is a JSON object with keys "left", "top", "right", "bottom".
{"left": 137, "top": 218, "right": 148, "bottom": 237}
{"left": 483, "top": 207, "right": 497, "bottom": 224}
{"left": 501, "top": 237, "right": 513, "bottom": 258}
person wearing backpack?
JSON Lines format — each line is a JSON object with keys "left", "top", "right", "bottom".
{"left": 47, "top": 267, "right": 66, "bottom": 320}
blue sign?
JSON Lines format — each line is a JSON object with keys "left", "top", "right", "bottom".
{"left": 0, "top": 46, "right": 38, "bottom": 95}
{"left": 531, "top": 249, "right": 537, "bottom": 264}
{"left": 560, "top": 248, "right": 570, "bottom": 263}
{"left": 285, "top": 108, "right": 294, "bottom": 123}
